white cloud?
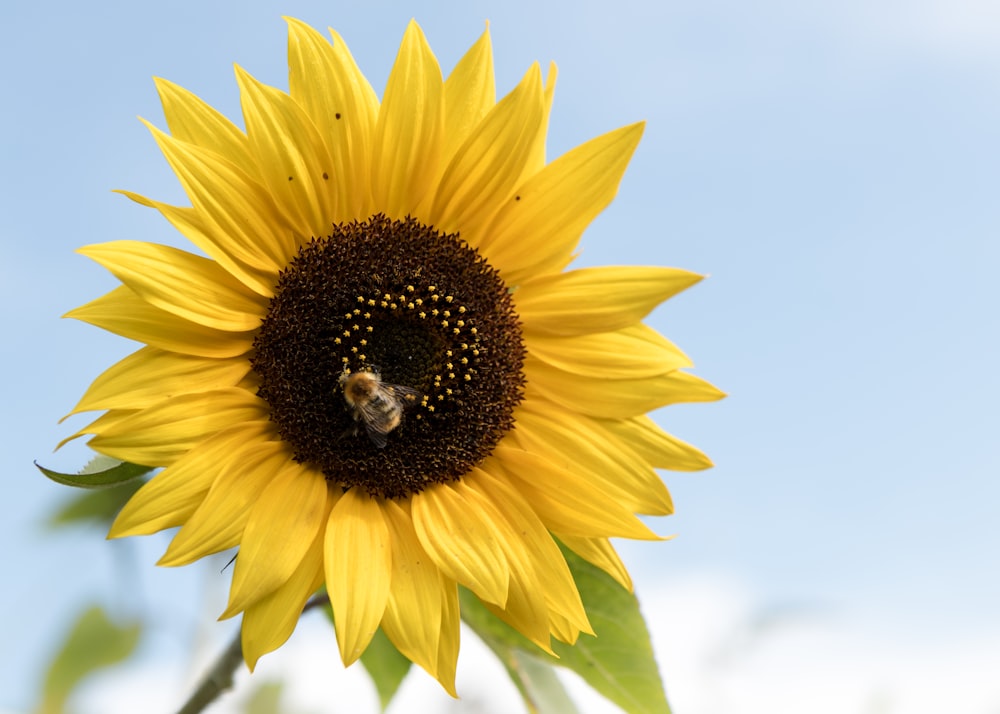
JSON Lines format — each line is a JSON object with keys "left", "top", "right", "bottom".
{"left": 856, "top": 0, "right": 1000, "bottom": 62}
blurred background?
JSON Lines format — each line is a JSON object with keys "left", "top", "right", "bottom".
{"left": 3, "top": 1, "right": 999, "bottom": 712}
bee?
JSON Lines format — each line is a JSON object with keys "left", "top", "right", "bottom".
{"left": 339, "top": 370, "right": 421, "bottom": 448}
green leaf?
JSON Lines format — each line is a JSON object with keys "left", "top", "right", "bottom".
{"left": 549, "top": 547, "right": 670, "bottom": 714}
{"left": 509, "top": 650, "right": 581, "bottom": 714}
{"left": 460, "top": 547, "right": 670, "bottom": 714}
{"left": 46, "top": 479, "right": 145, "bottom": 530}
{"left": 36, "top": 454, "right": 153, "bottom": 489}
{"left": 358, "top": 627, "right": 412, "bottom": 711}
{"left": 321, "top": 596, "right": 411, "bottom": 712}
{"left": 36, "top": 604, "right": 142, "bottom": 714}
{"left": 245, "top": 681, "right": 284, "bottom": 714}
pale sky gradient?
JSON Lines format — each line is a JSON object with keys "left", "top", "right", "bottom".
{"left": 3, "top": 1, "right": 999, "bottom": 712}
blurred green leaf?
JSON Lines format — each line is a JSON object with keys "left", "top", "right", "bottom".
{"left": 245, "top": 681, "right": 283, "bottom": 714}
{"left": 509, "top": 650, "right": 580, "bottom": 714}
{"left": 36, "top": 455, "right": 153, "bottom": 489}
{"left": 359, "top": 628, "right": 412, "bottom": 711}
{"left": 460, "top": 547, "right": 670, "bottom": 714}
{"left": 36, "top": 604, "right": 142, "bottom": 714}
{"left": 46, "top": 479, "right": 145, "bottom": 530}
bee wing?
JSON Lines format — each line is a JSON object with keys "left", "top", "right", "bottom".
{"left": 352, "top": 399, "right": 388, "bottom": 425}
{"left": 384, "top": 383, "right": 423, "bottom": 407}
{"left": 363, "top": 422, "right": 389, "bottom": 449}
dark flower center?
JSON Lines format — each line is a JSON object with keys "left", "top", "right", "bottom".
{"left": 250, "top": 214, "right": 524, "bottom": 499}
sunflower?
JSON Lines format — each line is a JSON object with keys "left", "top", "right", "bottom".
{"left": 62, "top": 18, "right": 722, "bottom": 693}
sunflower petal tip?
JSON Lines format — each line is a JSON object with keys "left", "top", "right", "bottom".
{"left": 218, "top": 604, "right": 241, "bottom": 622}
{"left": 106, "top": 521, "right": 127, "bottom": 540}
{"left": 157, "top": 543, "right": 194, "bottom": 567}
{"left": 338, "top": 643, "right": 364, "bottom": 669}
{"left": 538, "top": 641, "right": 558, "bottom": 658}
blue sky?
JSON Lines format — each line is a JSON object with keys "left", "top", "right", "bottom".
{"left": 3, "top": 1, "right": 1000, "bottom": 712}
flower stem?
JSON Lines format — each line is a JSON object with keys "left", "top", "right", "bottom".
{"left": 175, "top": 594, "right": 330, "bottom": 714}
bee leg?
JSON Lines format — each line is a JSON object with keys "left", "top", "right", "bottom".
{"left": 338, "top": 423, "right": 361, "bottom": 442}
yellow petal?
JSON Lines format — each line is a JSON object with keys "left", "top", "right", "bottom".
{"left": 520, "top": 62, "right": 557, "bottom": 177}
{"left": 66, "top": 286, "right": 255, "bottom": 359}
{"left": 479, "top": 569, "right": 553, "bottom": 654}
{"left": 109, "top": 421, "right": 274, "bottom": 538}
{"left": 159, "top": 440, "right": 291, "bottom": 566}
{"left": 371, "top": 20, "right": 444, "bottom": 218}
{"left": 428, "top": 63, "right": 543, "bottom": 241}
{"left": 324, "top": 489, "right": 392, "bottom": 666}
{"left": 525, "top": 323, "right": 691, "bottom": 379}
{"left": 490, "top": 446, "right": 661, "bottom": 540}
{"left": 450, "top": 478, "right": 550, "bottom": 648}
{"left": 329, "top": 26, "right": 381, "bottom": 117}
{"left": 442, "top": 25, "right": 495, "bottom": 164}
{"left": 469, "top": 468, "right": 591, "bottom": 637}
{"left": 242, "top": 526, "right": 325, "bottom": 671}
{"left": 87, "top": 387, "right": 268, "bottom": 466}
{"left": 379, "top": 500, "right": 454, "bottom": 692}
{"left": 286, "top": 17, "right": 378, "bottom": 222}
{"left": 548, "top": 610, "right": 582, "bottom": 646}
{"left": 434, "top": 578, "right": 460, "bottom": 697}
{"left": 459, "top": 478, "right": 555, "bottom": 654}
{"left": 480, "top": 123, "right": 644, "bottom": 284}
{"left": 143, "top": 119, "right": 295, "bottom": 273}
{"left": 515, "top": 266, "right": 704, "bottom": 337}
{"left": 512, "top": 401, "right": 673, "bottom": 515}
{"left": 411, "top": 482, "right": 510, "bottom": 607}
{"left": 224, "top": 463, "right": 331, "bottom": 617}
{"left": 115, "top": 191, "right": 275, "bottom": 297}
{"left": 525, "top": 356, "right": 725, "bottom": 419}
{"left": 557, "top": 534, "right": 633, "bottom": 592}
{"left": 235, "top": 65, "right": 337, "bottom": 238}
{"left": 77, "top": 241, "right": 266, "bottom": 332}
{"left": 67, "top": 346, "right": 250, "bottom": 417}
{"left": 599, "top": 415, "right": 714, "bottom": 472}
{"left": 56, "top": 409, "right": 138, "bottom": 452}
{"left": 155, "top": 77, "right": 259, "bottom": 179}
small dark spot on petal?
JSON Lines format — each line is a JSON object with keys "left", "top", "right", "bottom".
{"left": 323, "top": 172, "right": 329, "bottom": 180}
{"left": 288, "top": 176, "right": 294, "bottom": 181}
{"left": 514, "top": 195, "right": 521, "bottom": 201}
{"left": 335, "top": 113, "right": 342, "bottom": 120}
